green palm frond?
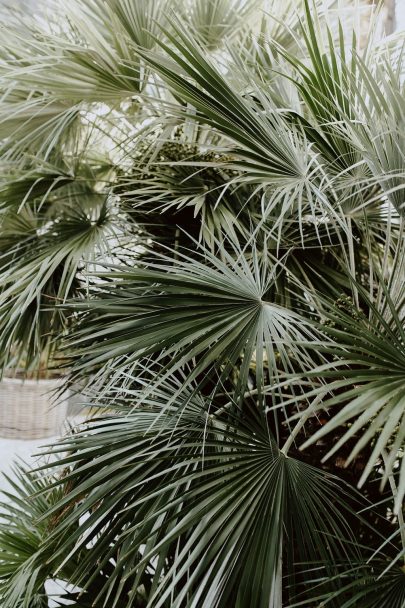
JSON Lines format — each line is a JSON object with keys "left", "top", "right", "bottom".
{"left": 350, "top": 56, "right": 405, "bottom": 218}
{"left": 0, "top": 462, "right": 67, "bottom": 607}
{"left": 33, "top": 380, "right": 358, "bottom": 608}
{"left": 65, "top": 238, "right": 325, "bottom": 403}
{"left": 0, "top": 167, "right": 74, "bottom": 211}
{"left": 137, "top": 17, "right": 357, "bottom": 263}
{"left": 0, "top": 0, "right": 403, "bottom": 605}
{"left": 0, "top": 193, "right": 128, "bottom": 372}
{"left": 0, "top": 460, "right": 129, "bottom": 608}
{"left": 115, "top": 127, "right": 257, "bottom": 248}
{"left": 179, "top": 0, "right": 260, "bottom": 50}
{"left": 273, "top": 1, "right": 405, "bottom": 218}
{"left": 284, "top": 281, "right": 405, "bottom": 513}
{"left": 291, "top": 559, "right": 405, "bottom": 608}
{"left": 0, "top": 0, "right": 158, "bottom": 102}
{"left": 139, "top": 18, "right": 329, "bottom": 183}
{"left": 0, "top": 92, "right": 81, "bottom": 162}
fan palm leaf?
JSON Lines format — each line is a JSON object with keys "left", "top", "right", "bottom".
{"left": 0, "top": 0, "right": 403, "bottom": 605}
{"left": 282, "top": 278, "right": 405, "bottom": 513}
{"left": 65, "top": 238, "right": 325, "bottom": 405}
{"left": 32, "top": 380, "right": 358, "bottom": 608}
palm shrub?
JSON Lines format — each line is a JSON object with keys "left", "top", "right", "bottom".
{"left": 0, "top": 0, "right": 405, "bottom": 606}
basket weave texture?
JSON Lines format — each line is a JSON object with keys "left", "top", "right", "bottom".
{"left": 0, "top": 377, "right": 68, "bottom": 439}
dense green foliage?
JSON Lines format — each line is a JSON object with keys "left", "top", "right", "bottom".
{"left": 0, "top": 0, "right": 404, "bottom": 605}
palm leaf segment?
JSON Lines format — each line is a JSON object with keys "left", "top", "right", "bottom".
{"left": 0, "top": 0, "right": 404, "bottom": 606}
{"left": 32, "top": 383, "right": 356, "bottom": 608}
{"left": 295, "top": 283, "right": 405, "bottom": 513}
{"left": 67, "top": 241, "right": 324, "bottom": 403}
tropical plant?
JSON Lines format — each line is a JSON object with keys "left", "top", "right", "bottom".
{"left": 0, "top": 0, "right": 405, "bottom": 606}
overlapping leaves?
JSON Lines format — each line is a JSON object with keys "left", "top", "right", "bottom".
{"left": 0, "top": 463, "right": 67, "bottom": 608}
{"left": 0, "top": 194, "right": 123, "bottom": 371}
{"left": 33, "top": 380, "right": 358, "bottom": 608}
{"left": 66, "top": 240, "right": 325, "bottom": 402}
{"left": 288, "top": 283, "right": 405, "bottom": 512}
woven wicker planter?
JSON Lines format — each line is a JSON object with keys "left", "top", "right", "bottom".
{"left": 0, "top": 377, "right": 68, "bottom": 439}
